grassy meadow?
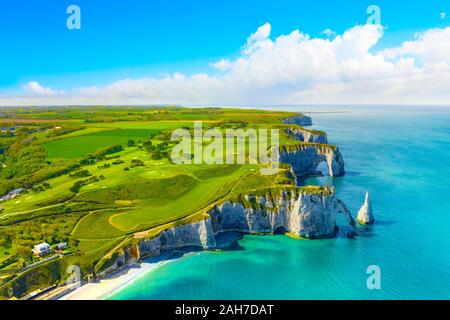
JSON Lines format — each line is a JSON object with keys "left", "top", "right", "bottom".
{"left": 44, "top": 128, "right": 159, "bottom": 159}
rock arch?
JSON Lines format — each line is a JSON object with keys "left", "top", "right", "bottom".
{"left": 279, "top": 144, "right": 345, "bottom": 177}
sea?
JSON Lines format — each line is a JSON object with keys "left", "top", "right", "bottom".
{"left": 109, "top": 106, "right": 450, "bottom": 300}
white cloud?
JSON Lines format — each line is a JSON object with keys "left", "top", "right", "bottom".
{"left": 2, "top": 23, "right": 450, "bottom": 106}
{"left": 23, "top": 81, "right": 63, "bottom": 97}
{"left": 441, "top": 12, "right": 446, "bottom": 19}
{"left": 382, "top": 27, "right": 450, "bottom": 66}
{"left": 247, "top": 22, "right": 271, "bottom": 44}
{"left": 211, "top": 59, "right": 232, "bottom": 71}
{"left": 321, "top": 28, "right": 337, "bottom": 38}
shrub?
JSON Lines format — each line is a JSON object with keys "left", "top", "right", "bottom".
{"left": 69, "top": 169, "right": 91, "bottom": 178}
{"left": 112, "top": 159, "right": 124, "bottom": 165}
{"left": 130, "top": 159, "right": 144, "bottom": 168}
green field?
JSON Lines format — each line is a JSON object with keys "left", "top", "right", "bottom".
{"left": 44, "top": 128, "right": 159, "bottom": 159}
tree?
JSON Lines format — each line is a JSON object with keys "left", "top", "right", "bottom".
{"left": 13, "top": 244, "right": 32, "bottom": 262}
{"left": 127, "top": 139, "right": 135, "bottom": 147}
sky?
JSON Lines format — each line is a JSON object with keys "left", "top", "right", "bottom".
{"left": 0, "top": 0, "right": 450, "bottom": 106}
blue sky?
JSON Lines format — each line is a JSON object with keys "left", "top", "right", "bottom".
{"left": 0, "top": 0, "right": 448, "bottom": 88}
{"left": 1, "top": 0, "right": 449, "bottom": 105}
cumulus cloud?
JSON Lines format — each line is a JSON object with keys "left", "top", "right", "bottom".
{"left": 247, "top": 23, "right": 271, "bottom": 44}
{"left": 23, "top": 81, "right": 63, "bottom": 97}
{"left": 2, "top": 23, "right": 450, "bottom": 106}
{"left": 211, "top": 59, "right": 232, "bottom": 71}
{"left": 382, "top": 27, "right": 450, "bottom": 68}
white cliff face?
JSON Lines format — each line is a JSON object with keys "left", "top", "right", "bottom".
{"left": 138, "top": 219, "right": 216, "bottom": 257}
{"left": 286, "top": 127, "right": 327, "bottom": 144}
{"left": 294, "top": 193, "right": 342, "bottom": 238}
{"left": 209, "top": 195, "right": 294, "bottom": 234}
{"left": 282, "top": 115, "right": 313, "bottom": 126}
{"left": 357, "top": 192, "right": 375, "bottom": 225}
{"left": 135, "top": 189, "right": 357, "bottom": 260}
{"left": 279, "top": 145, "right": 345, "bottom": 177}
{"left": 209, "top": 191, "right": 355, "bottom": 239}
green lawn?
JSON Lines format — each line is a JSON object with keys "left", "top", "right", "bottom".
{"left": 44, "top": 128, "right": 159, "bottom": 159}
{"left": 108, "top": 165, "right": 253, "bottom": 231}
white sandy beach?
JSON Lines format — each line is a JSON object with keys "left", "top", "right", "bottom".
{"left": 59, "top": 259, "right": 171, "bottom": 300}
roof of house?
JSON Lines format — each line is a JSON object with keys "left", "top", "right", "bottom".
{"left": 34, "top": 243, "right": 50, "bottom": 251}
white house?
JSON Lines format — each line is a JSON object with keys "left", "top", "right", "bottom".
{"left": 32, "top": 243, "right": 51, "bottom": 257}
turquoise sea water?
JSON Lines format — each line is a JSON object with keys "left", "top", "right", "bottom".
{"left": 110, "top": 107, "right": 450, "bottom": 300}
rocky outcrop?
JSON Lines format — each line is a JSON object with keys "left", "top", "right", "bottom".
{"left": 279, "top": 144, "right": 345, "bottom": 177}
{"left": 357, "top": 192, "right": 375, "bottom": 225}
{"left": 285, "top": 127, "right": 327, "bottom": 144}
{"left": 138, "top": 220, "right": 216, "bottom": 257}
{"left": 282, "top": 115, "right": 313, "bottom": 126}
{"left": 136, "top": 188, "right": 357, "bottom": 259}
{"left": 209, "top": 189, "right": 356, "bottom": 239}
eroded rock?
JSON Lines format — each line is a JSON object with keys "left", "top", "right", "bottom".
{"left": 357, "top": 192, "right": 375, "bottom": 225}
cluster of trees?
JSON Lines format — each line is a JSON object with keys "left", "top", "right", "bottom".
{"left": 69, "top": 175, "right": 105, "bottom": 193}
{"left": 69, "top": 169, "right": 91, "bottom": 178}
{"left": 1, "top": 145, "right": 48, "bottom": 180}
{"left": 130, "top": 159, "right": 145, "bottom": 168}
{"left": 31, "top": 182, "right": 51, "bottom": 192}
{"left": 219, "top": 120, "right": 249, "bottom": 129}
{"left": 141, "top": 139, "right": 170, "bottom": 160}
{"left": 128, "top": 133, "right": 173, "bottom": 160}
{"left": 81, "top": 144, "right": 124, "bottom": 166}
{"left": 111, "top": 159, "right": 124, "bottom": 165}
{"left": 98, "top": 163, "right": 111, "bottom": 169}
{"left": 0, "top": 142, "right": 81, "bottom": 196}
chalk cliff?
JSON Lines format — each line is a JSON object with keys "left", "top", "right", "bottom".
{"left": 357, "top": 192, "right": 375, "bottom": 225}
{"left": 285, "top": 127, "right": 328, "bottom": 144}
{"left": 138, "top": 219, "right": 217, "bottom": 256}
{"left": 209, "top": 188, "right": 356, "bottom": 239}
{"left": 135, "top": 187, "right": 357, "bottom": 260}
{"left": 279, "top": 144, "right": 345, "bottom": 177}
{"left": 282, "top": 115, "right": 313, "bottom": 126}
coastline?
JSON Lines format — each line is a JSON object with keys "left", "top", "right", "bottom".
{"left": 52, "top": 112, "right": 342, "bottom": 300}
{"left": 59, "top": 252, "right": 177, "bottom": 300}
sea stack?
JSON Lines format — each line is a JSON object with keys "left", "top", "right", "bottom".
{"left": 357, "top": 192, "right": 375, "bottom": 225}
